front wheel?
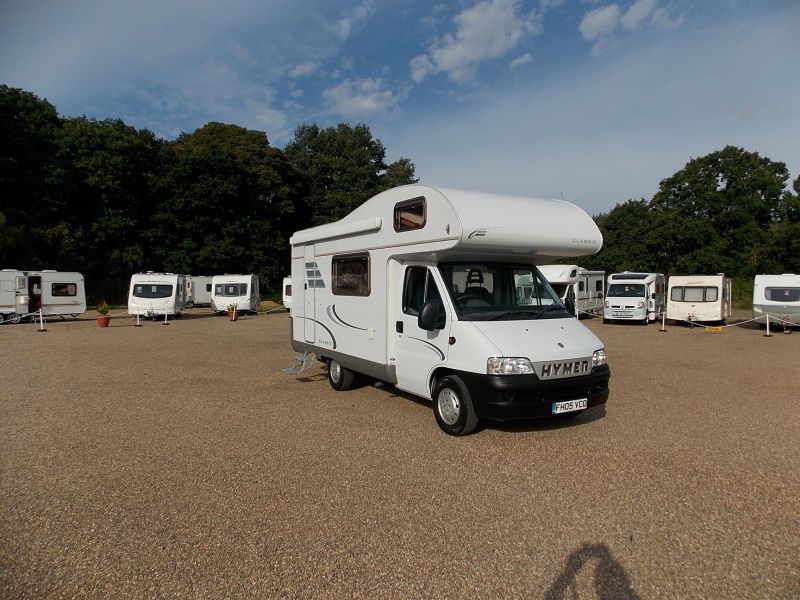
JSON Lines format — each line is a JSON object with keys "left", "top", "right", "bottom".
{"left": 328, "top": 359, "right": 354, "bottom": 391}
{"left": 433, "top": 375, "right": 479, "bottom": 436}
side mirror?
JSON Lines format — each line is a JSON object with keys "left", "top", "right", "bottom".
{"left": 651, "top": 292, "right": 656, "bottom": 299}
{"left": 418, "top": 300, "right": 443, "bottom": 331}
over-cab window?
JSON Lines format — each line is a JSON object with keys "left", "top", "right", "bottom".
{"left": 333, "top": 254, "right": 370, "bottom": 296}
{"left": 52, "top": 283, "right": 77, "bottom": 297}
{"left": 394, "top": 197, "right": 426, "bottom": 232}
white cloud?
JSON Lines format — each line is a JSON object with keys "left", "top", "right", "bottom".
{"left": 410, "top": 0, "right": 540, "bottom": 84}
{"left": 288, "top": 61, "right": 320, "bottom": 78}
{"left": 621, "top": 0, "right": 657, "bottom": 31}
{"left": 334, "top": 0, "right": 375, "bottom": 40}
{"left": 322, "top": 78, "right": 404, "bottom": 119}
{"left": 509, "top": 53, "right": 533, "bottom": 68}
{"left": 579, "top": 5, "right": 620, "bottom": 41}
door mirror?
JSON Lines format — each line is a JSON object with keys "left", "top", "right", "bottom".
{"left": 418, "top": 300, "right": 442, "bottom": 331}
{"left": 651, "top": 292, "right": 656, "bottom": 299}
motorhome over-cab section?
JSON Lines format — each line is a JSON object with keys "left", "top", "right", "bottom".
{"left": 289, "top": 184, "right": 610, "bottom": 436}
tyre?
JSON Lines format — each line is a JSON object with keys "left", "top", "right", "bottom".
{"left": 328, "top": 359, "right": 354, "bottom": 391}
{"left": 602, "top": 317, "right": 610, "bottom": 324}
{"left": 10, "top": 313, "right": 21, "bottom": 324}
{"left": 433, "top": 375, "right": 479, "bottom": 436}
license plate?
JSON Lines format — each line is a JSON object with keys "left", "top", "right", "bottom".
{"left": 551, "top": 398, "right": 588, "bottom": 414}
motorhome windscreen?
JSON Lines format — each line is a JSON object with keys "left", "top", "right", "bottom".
{"left": 671, "top": 286, "right": 719, "bottom": 302}
{"left": 438, "top": 262, "right": 568, "bottom": 321}
{"left": 765, "top": 287, "right": 800, "bottom": 302}
{"left": 134, "top": 284, "right": 173, "bottom": 298}
{"left": 607, "top": 284, "right": 646, "bottom": 298}
{"left": 216, "top": 283, "right": 248, "bottom": 296}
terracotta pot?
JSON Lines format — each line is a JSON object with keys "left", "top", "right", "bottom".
{"left": 228, "top": 311, "right": 238, "bottom": 321}
{"left": 96, "top": 315, "right": 111, "bottom": 328}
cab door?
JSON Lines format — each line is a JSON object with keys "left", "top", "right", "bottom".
{"left": 394, "top": 265, "right": 450, "bottom": 398}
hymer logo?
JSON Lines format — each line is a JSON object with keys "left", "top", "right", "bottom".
{"left": 540, "top": 359, "right": 590, "bottom": 379}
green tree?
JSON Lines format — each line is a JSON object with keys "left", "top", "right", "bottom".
{"left": 0, "top": 85, "right": 61, "bottom": 267}
{"left": 151, "top": 122, "right": 302, "bottom": 290}
{"left": 284, "top": 123, "right": 418, "bottom": 226}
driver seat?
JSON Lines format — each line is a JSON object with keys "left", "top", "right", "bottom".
{"left": 464, "top": 269, "right": 493, "bottom": 304}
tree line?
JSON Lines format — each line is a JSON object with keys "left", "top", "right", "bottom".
{"left": 2, "top": 84, "right": 798, "bottom": 305}
{"left": 0, "top": 85, "right": 417, "bottom": 301}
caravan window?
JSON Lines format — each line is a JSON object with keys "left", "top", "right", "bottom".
{"left": 595, "top": 280, "right": 604, "bottom": 292}
{"left": 333, "top": 254, "right": 370, "bottom": 296}
{"left": 394, "top": 197, "right": 426, "bottom": 232}
{"left": 671, "top": 286, "right": 719, "bottom": 302}
{"left": 765, "top": 287, "right": 800, "bottom": 302}
{"left": 216, "top": 283, "right": 248, "bottom": 296}
{"left": 134, "top": 284, "right": 173, "bottom": 298}
{"left": 52, "top": 283, "right": 77, "bottom": 297}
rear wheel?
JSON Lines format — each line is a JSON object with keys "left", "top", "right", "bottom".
{"left": 10, "top": 313, "right": 21, "bottom": 324}
{"left": 328, "top": 359, "right": 354, "bottom": 391}
{"left": 433, "top": 375, "right": 479, "bottom": 436}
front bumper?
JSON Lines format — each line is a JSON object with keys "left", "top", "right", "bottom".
{"left": 457, "top": 365, "right": 611, "bottom": 421}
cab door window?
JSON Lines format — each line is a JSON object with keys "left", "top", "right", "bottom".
{"left": 402, "top": 267, "right": 445, "bottom": 327}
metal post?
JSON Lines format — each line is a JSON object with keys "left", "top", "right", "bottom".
{"left": 37, "top": 308, "right": 47, "bottom": 333}
{"left": 763, "top": 314, "right": 772, "bottom": 337}
{"left": 162, "top": 311, "right": 170, "bottom": 326}
{"left": 660, "top": 310, "right": 666, "bottom": 332}
{"left": 135, "top": 309, "right": 142, "bottom": 327}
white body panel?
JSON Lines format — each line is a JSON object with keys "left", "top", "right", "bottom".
{"left": 128, "top": 273, "right": 187, "bottom": 317}
{"left": 1, "top": 270, "right": 86, "bottom": 320}
{"left": 290, "top": 184, "right": 606, "bottom": 401}
{"left": 667, "top": 274, "right": 732, "bottom": 323}
{"left": 282, "top": 276, "right": 292, "bottom": 310}
{"left": 603, "top": 272, "right": 666, "bottom": 323}
{"left": 211, "top": 274, "right": 260, "bottom": 313}
{"left": 187, "top": 276, "right": 213, "bottom": 306}
{"left": 0, "top": 269, "right": 25, "bottom": 319}
{"left": 753, "top": 274, "right": 800, "bottom": 325}
{"left": 538, "top": 264, "right": 605, "bottom": 316}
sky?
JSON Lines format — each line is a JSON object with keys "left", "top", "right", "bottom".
{"left": 1, "top": 0, "right": 798, "bottom": 215}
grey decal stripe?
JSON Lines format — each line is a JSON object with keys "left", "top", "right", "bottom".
{"left": 298, "top": 316, "right": 337, "bottom": 349}
{"left": 409, "top": 337, "right": 445, "bottom": 361}
{"left": 332, "top": 305, "right": 367, "bottom": 331}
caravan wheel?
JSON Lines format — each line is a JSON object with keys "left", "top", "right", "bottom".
{"left": 10, "top": 313, "right": 21, "bottom": 324}
{"left": 433, "top": 375, "right": 479, "bottom": 436}
{"left": 328, "top": 359, "right": 354, "bottom": 391}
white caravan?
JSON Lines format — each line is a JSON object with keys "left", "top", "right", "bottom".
{"left": 538, "top": 265, "right": 605, "bottom": 317}
{"left": 211, "top": 274, "right": 260, "bottom": 313}
{"left": 753, "top": 274, "right": 800, "bottom": 326}
{"left": 128, "top": 272, "right": 187, "bottom": 318}
{"left": 667, "top": 274, "right": 732, "bottom": 324}
{"left": 187, "top": 276, "right": 213, "bottom": 307}
{"left": 289, "top": 184, "right": 610, "bottom": 436}
{"left": 603, "top": 272, "right": 665, "bottom": 324}
{"left": 0, "top": 269, "right": 26, "bottom": 323}
{"left": 282, "top": 276, "right": 292, "bottom": 311}
{"left": 1, "top": 269, "right": 86, "bottom": 323}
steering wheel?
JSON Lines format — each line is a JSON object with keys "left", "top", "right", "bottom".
{"left": 457, "top": 294, "right": 491, "bottom": 308}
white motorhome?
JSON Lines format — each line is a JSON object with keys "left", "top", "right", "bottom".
{"left": 289, "top": 184, "right": 610, "bottom": 436}
{"left": 211, "top": 274, "right": 260, "bottom": 314}
{"left": 753, "top": 274, "right": 800, "bottom": 326}
{"left": 1, "top": 269, "right": 86, "bottom": 323}
{"left": 187, "top": 276, "right": 213, "bottom": 307}
{"left": 603, "top": 272, "right": 665, "bottom": 325}
{"left": 538, "top": 265, "right": 605, "bottom": 317}
{"left": 667, "top": 274, "right": 732, "bottom": 324}
{"left": 282, "top": 276, "right": 292, "bottom": 311}
{"left": 128, "top": 272, "right": 187, "bottom": 318}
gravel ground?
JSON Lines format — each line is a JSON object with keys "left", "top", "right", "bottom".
{"left": 1, "top": 307, "right": 798, "bottom": 599}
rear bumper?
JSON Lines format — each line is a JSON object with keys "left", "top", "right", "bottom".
{"left": 456, "top": 365, "right": 611, "bottom": 421}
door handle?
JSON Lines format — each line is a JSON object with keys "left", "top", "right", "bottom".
{"left": 396, "top": 321, "right": 403, "bottom": 333}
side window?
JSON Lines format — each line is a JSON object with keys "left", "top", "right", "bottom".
{"left": 670, "top": 287, "right": 683, "bottom": 301}
{"left": 578, "top": 281, "right": 585, "bottom": 292}
{"left": 403, "top": 267, "right": 445, "bottom": 325}
{"left": 705, "top": 287, "right": 719, "bottom": 302}
{"left": 595, "top": 280, "right": 603, "bottom": 292}
{"left": 333, "top": 254, "right": 370, "bottom": 296}
{"left": 206, "top": 284, "right": 212, "bottom": 292}
{"left": 394, "top": 197, "right": 426, "bottom": 232}
{"left": 52, "top": 283, "right": 77, "bottom": 297}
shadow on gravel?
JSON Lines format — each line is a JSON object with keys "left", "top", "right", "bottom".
{"left": 545, "top": 543, "right": 641, "bottom": 600}
{"left": 485, "top": 404, "right": 606, "bottom": 434}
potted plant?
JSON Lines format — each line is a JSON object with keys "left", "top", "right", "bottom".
{"left": 227, "top": 303, "right": 238, "bottom": 321}
{"left": 96, "top": 301, "right": 111, "bottom": 327}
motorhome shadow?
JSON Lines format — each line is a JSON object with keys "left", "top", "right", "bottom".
{"left": 289, "top": 184, "right": 610, "bottom": 436}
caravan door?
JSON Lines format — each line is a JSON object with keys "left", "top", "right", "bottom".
{"left": 303, "top": 246, "right": 316, "bottom": 342}
{"left": 394, "top": 265, "right": 450, "bottom": 398}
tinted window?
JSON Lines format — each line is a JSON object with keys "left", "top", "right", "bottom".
{"left": 134, "top": 284, "right": 173, "bottom": 298}
{"left": 607, "top": 284, "right": 646, "bottom": 298}
{"left": 215, "top": 283, "right": 248, "bottom": 296}
{"left": 394, "top": 197, "right": 426, "bottom": 232}
{"left": 333, "top": 254, "right": 370, "bottom": 296}
{"left": 766, "top": 287, "right": 800, "bottom": 302}
{"left": 52, "top": 283, "right": 77, "bottom": 297}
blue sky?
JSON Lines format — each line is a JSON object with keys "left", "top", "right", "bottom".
{"left": 1, "top": 0, "right": 798, "bottom": 214}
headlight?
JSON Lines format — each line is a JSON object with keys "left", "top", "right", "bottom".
{"left": 592, "top": 348, "right": 607, "bottom": 367}
{"left": 636, "top": 301, "right": 645, "bottom": 309}
{"left": 487, "top": 357, "right": 534, "bottom": 375}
